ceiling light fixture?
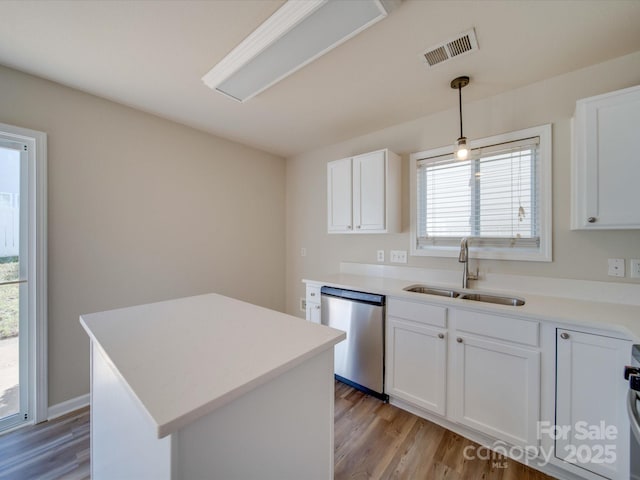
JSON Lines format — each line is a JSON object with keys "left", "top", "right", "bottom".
{"left": 201, "top": 0, "right": 400, "bottom": 103}
{"left": 451, "top": 75, "right": 470, "bottom": 161}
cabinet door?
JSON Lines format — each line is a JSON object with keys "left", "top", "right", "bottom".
{"left": 327, "top": 158, "right": 353, "bottom": 232}
{"left": 353, "top": 150, "right": 386, "bottom": 232}
{"left": 306, "top": 302, "right": 321, "bottom": 324}
{"left": 573, "top": 85, "right": 640, "bottom": 229}
{"left": 386, "top": 317, "right": 447, "bottom": 415}
{"left": 451, "top": 334, "right": 540, "bottom": 447}
{"left": 556, "top": 329, "right": 630, "bottom": 479}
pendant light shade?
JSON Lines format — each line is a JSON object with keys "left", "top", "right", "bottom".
{"left": 451, "top": 76, "right": 470, "bottom": 160}
{"left": 455, "top": 137, "right": 468, "bottom": 161}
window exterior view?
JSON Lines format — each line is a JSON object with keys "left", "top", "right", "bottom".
{"left": 0, "top": 144, "right": 20, "bottom": 421}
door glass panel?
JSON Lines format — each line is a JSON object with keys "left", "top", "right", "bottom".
{"left": 0, "top": 144, "right": 22, "bottom": 422}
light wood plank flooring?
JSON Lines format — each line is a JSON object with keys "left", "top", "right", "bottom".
{"left": 335, "top": 381, "right": 554, "bottom": 480}
{"left": 0, "top": 384, "right": 555, "bottom": 479}
{"left": 0, "top": 407, "right": 89, "bottom": 480}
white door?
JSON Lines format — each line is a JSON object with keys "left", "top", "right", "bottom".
{"left": 386, "top": 317, "right": 446, "bottom": 415}
{"left": 0, "top": 124, "right": 47, "bottom": 432}
{"left": 306, "top": 303, "right": 321, "bottom": 324}
{"left": 451, "top": 334, "right": 540, "bottom": 447}
{"left": 556, "top": 329, "right": 630, "bottom": 479}
{"left": 327, "top": 158, "right": 353, "bottom": 232}
{"left": 0, "top": 138, "right": 29, "bottom": 431}
{"left": 578, "top": 86, "right": 640, "bottom": 228}
{"left": 353, "top": 151, "right": 386, "bottom": 232}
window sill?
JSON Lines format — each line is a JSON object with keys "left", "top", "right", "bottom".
{"left": 410, "top": 245, "right": 552, "bottom": 262}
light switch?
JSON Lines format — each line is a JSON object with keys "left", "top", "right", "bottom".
{"left": 607, "top": 258, "right": 625, "bottom": 277}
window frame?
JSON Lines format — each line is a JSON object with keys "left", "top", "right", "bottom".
{"left": 409, "top": 124, "right": 552, "bottom": 262}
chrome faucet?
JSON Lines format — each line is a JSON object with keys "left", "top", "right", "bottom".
{"left": 458, "top": 237, "right": 478, "bottom": 289}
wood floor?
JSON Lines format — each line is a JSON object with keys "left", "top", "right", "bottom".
{"left": 0, "top": 407, "right": 89, "bottom": 480}
{"left": 334, "top": 381, "right": 554, "bottom": 480}
{"left": 0, "top": 384, "right": 554, "bottom": 479}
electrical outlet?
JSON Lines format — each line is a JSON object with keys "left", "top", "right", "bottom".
{"left": 301, "top": 247, "right": 306, "bottom": 257}
{"left": 300, "top": 298, "right": 307, "bottom": 312}
{"left": 390, "top": 250, "right": 407, "bottom": 264}
{"left": 607, "top": 258, "right": 625, "bottom": 277}
{"left": 630, "top": 259, "right": 640, "bottom": 279}
{"left": 377, "top": 250, "right": 385, "bottom": 262}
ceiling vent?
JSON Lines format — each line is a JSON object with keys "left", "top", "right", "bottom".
{"left": 422, "top": 28, "right": 478, "bottom": 67}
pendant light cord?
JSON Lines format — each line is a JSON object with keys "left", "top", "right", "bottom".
{"left": 458, "top": 85, "right": 464, "bottom": 139}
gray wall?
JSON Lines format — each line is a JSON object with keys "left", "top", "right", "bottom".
{"left": 285, "top": 51, "right": 640, "bottom": 317}
{"left": 0, "top": 65, "right": 286, "bottom": 407}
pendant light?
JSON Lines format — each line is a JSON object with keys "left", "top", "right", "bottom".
{"left": 451, "top": 76, "right": 470, "bottom": 160}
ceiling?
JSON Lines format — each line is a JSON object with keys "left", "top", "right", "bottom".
{"left": 0, "top": 0, "right": 639, "bottom": 158}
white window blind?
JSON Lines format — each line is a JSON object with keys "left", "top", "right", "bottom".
{"left": 416, "top": 137, "right": 540, "bottom": 250}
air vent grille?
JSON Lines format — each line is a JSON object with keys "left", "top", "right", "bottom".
{"left": 422, "top": 28, "right": 478, "bottom": 67}
{"left": 447, "top": 35, "right": 473, "bottom": 57}
{"left": 424, "top": 46, "right": 449, "bottom": 66}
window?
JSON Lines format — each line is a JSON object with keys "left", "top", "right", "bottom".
{"left": 410, "top": 125, "right": 551, "bottom": 261}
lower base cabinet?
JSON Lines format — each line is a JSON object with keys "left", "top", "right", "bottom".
{"left": 381, "top": 295, "right": 634, "bottom": 480}
{"left": 306, "top": 301, "right": 321, "bottom": 324}
{"left": 450, "top": 333, "right": 540, "bottom": 447}
{"left": 555, "top": 328, "right": 631, "bottom": 480}
{"left": 386, "top": 316, "right": 447, "bottom": 415}
{"left": 305, "top": 284, "right": 321, "bottom": 324}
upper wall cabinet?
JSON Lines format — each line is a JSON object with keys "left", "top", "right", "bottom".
{"left": 327, "top": 149, "right": 400, "bottom": 234}
{"left": 572, "top": 84, "right": 640, "bottom": 229}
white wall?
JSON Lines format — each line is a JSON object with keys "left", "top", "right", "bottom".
{"left": 285, "top": 51, "right": 640, "bottom": 317}
{"left": 0, "top": 65, "right": 286, "bottom": 406}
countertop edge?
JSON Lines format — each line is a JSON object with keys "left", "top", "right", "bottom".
{"left": 303, "top": 275, "right": 640, "bottom": 342}
{"left": 157, "top": 332, "right": 345, "bottom": 438}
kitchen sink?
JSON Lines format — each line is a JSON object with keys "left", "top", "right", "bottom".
{"left": 458, "top": 293, "right": 525, "bottom": 306}
{"left": 403, "top": 284, "right": 525, "bottom": 306}
{"left": 403, "top": 285, "right": 460, "bottom": 298}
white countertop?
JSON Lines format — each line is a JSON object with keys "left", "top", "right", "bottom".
{"left": 80, "top": 293, "right": 345, "bottom": 438}
{"left": 304, "top": 273, "right": 640, "bottom": 341}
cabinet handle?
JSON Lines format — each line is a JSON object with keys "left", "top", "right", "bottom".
{"left": 560, "top": 332, "right": 570, "bottom": 340}
{"left": 310, "top": 292, "right": 315, "bottom": 296}
{"left": 438, "top": 333, "right": 444, "bottom": 339}
{"left": 315, "top": 305, "right": 321, "bottom": 310}
{"left": 456, "top": 337, "right": 463, "bottom": 343}
{"left": 347, "top": 225, "right": 352, "bottom": 229}
{"left": 587, "top": 217, "right": 597, "bottom": 223}
{"left": 356, "top": 225, "right": 361, "bottom": 229}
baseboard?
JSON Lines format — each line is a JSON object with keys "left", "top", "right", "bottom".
{"left": 47, "top": 393, "right": 90, "bottom": 420}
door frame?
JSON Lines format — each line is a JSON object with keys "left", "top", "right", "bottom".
{"left": 0, "top": 122, "right": 47, "bottom": 427}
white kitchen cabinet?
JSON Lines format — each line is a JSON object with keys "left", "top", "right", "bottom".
{"left": 305, "top": 284, "right": 321, "bottom": 324}
{"left": 555, "top": 328, "right": 631, "bottom": 480}
{"left": 327, "top": 149, "right": 400, "bottom": 233}
{"left": 450, "top": 310, "right": 540, "bottom": 447}
{"left": 572, "top": 84, "right": 640, "bottom": 229}
{"left": 386, "top": 299, "right": 447, "bottom": 415}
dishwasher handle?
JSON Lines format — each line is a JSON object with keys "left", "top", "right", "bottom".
{"left": 320, "top": 286, "right": 385, "bottom": 306}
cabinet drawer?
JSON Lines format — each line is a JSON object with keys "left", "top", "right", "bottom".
{"left": 454, "top": 310, "right": 538, "bottom": 346}
{"left": 306, "top": 285, "right": 321, "bottom": 304}
{"left": 387, "top": 298, "right": 447, "bottom": 328}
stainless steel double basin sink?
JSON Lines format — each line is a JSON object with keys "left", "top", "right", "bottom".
{"left": 403, "top": 285, "right": 525, "bottom": 306}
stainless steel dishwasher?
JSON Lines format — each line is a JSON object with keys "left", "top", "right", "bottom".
{"left": 321, "top": 286, "right": 387, "bottom": 401}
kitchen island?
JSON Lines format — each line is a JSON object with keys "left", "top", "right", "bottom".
{"left": 80, "top": 293, "right": 345, "bottom": 480}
